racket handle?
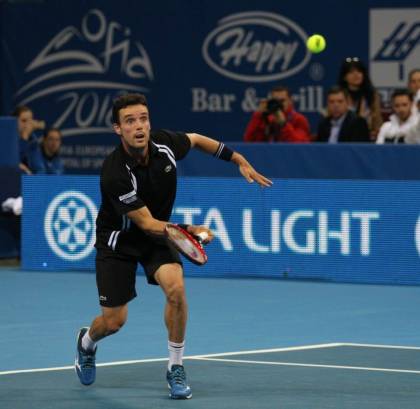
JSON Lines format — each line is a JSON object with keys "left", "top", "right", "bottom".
{"left": 196, "top": 231, "right": 209, "bottom": 242}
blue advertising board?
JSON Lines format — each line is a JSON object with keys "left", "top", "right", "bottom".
{"left": 22, "top": 175, "right": 420, "bottom": 285}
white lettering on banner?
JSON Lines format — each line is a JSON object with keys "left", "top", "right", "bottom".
{"left": 283, "top": 210, "right": 316, "bottom": 254}
{"left": 191, "top": 85, "right": 324, "bottom": 114}
{"left": 203, "top": 208, "right": 233, "bottom": 251}
{"left": 271, "top": 210, "right": 280, "bottom": 253}
{"left": 416, "top": 216, "right": 420, "bottom": 256}
{"left": 191, "top": 88, "right": 236, "bottom": 112}
{"left": 217, "top": 29, "right": 298, "bottom": 72}
{"left": 318, "top": 211, "right": 350, "bottom": 255}
{"left": 351, "top": 212, "right": 380, "bottom": 256}
{"left": 243, "top": 209, "right": 270, "bottom": 253}
{"left": 173, "top": 207, "right": 380, "bottom": 256}
{"left": 174, "top": 207, "right": 202, "bottom": 225}
{"left": 202, "top": 11, "right": 310, "bottom": 82}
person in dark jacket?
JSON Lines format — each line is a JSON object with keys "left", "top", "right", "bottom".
{"left": 316, "top": 86, "right": 370, "bottom": 143}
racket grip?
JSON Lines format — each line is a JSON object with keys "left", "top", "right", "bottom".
{"left": 196, "top": 231, "right": 209, "bottom": 242}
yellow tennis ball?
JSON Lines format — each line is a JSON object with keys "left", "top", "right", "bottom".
{"left": 306, "top": 34, "right": 326, "bottom": 54}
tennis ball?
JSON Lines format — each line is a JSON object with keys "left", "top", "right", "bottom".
{"left": 306, "top": 34, "right": 326, "bottom": 54}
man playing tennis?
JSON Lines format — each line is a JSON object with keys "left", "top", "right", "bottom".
{"left": 75, "top": 93, "right": 272, "bottom": 399}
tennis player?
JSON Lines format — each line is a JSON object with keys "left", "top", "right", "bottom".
{"left": 75, "top": 93, "right": 272, "bottom": 399}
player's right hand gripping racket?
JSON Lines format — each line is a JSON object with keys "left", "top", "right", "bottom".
{"left": 164, "top": 224, "right": 208, "bottom": 266}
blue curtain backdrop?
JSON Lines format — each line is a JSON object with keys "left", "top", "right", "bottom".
{"left": 1, "top": 0, "right": 419, "bottom": 171}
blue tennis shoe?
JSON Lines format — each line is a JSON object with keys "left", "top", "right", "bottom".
{"left": 75, "top": 327, "right": 97, "bottom": 386}
{"left": 166, "top": 365, "right": 192, "bottom": 399}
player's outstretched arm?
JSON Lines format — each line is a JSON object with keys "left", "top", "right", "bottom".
{"left": 231, "top": 152, "right": 273, "bottom": 187}
{"left": 187, "top": 133, "right": 273, "bottom": 187}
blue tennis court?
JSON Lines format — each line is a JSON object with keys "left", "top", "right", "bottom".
{"left": 2, "top": 267, "right": 420, "bottom": 408}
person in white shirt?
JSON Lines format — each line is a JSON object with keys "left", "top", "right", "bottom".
{"left": 408, "top": 69, "right": 420, "bottom": 115}
{"left": 376, "top": 89, "right": 420, "bottom": 144}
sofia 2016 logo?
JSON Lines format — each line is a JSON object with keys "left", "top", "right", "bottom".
{"left": 16, "top": 9, "right": 153, "bottom": 138}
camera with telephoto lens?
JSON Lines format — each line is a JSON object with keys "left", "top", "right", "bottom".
{"left": 265, "top": 98, "right": 284, "bottom": 114}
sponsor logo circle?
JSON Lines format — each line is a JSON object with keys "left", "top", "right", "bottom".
{"left": 44, "top": 190, "right": 98, "bottom": 260}
{"left": 202, "top": 11, "right": 310, "bottom": 82}
{"left": 416, "top": 215, "right": 420, "bottom": 256}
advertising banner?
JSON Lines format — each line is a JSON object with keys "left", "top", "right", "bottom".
{"left": 22, "top": 175, "right": 420, "bottom": 285}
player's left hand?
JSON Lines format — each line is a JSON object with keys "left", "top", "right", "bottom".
{"left": 188, "top": 225, "right": 214, "bottom": 244}
{"left": 239, "top": 162, "right": 273, "bottom": 187}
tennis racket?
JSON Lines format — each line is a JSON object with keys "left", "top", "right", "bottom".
{"left": 165, "top": 224, "right": 208, "bottom": 266}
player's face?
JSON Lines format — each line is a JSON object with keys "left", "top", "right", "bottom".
{"left": 327, "top": 92, "right": 349, "bottom": 118}
{"left": 408, "top": 72, "right": 420, "bottom": 93}
{"left": 345, "top": 68, "right": 364, "bottom": 89}
{"left": 114, "top": 104, "right": 151, "bottom": 152}
{"left": 392, "top": 95, "right": 412, "bottom": 122}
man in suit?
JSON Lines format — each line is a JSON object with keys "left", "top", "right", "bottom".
{"left": 316, "top": 86, "right": 370, "bottom": 143}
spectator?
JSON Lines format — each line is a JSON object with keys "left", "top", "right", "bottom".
{"left": 376, "top": 89, "right": 420, "bottom": 144}
{"left": 338, "top": 57, "right": 382, "bottom": 139}
{"left": 316, "top": 86, "right": 370, "bottom": 143}
{"left": 408, "top": 68, "right": 420, "bottom": 115}
{"left": 408, "top": 69, "right": 420, "bottom": 94}
{"left": 12, "top": 105, "right": 45, "bottom": 174}
{"left": 243, "top": 86, "right": 311, "bottom": 143}
{"left": 33, "top": 128, "right": 64, "bottom": 174}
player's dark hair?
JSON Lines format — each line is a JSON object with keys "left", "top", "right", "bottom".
{"left": 338, "top": 58, "right": 375, "bottom": 107}
{"left": 391, "top": 88, "right": 413, "bottom": 102}
{"left": 112, "top": 93, "right": 148, "bottom": 124}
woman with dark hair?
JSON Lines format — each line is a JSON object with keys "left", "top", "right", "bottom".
{"left": 338, "top": 57, "right": 382, "bottom": 139}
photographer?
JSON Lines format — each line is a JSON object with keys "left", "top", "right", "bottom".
{"left": 243, "top": 86, "right": 311, "bottom": 143}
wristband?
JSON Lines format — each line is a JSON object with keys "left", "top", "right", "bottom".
{"left": 213, "top": 142, "right": 234, "bottom": 162}
{"left": 177, "top": 224, "right": 190, "bottom": 232}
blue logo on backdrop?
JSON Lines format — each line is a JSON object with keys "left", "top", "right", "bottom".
{"left": 202, "top": 11, "right": 310, "bottom": 82}
{"left": 15, "top": 8, "right": 153, "bottom": 138}
{"left": 370, "top": 9, "right": 420, "bottom": 90}
{"left": 44, "top": 190, "right": 98, "bottom": 261}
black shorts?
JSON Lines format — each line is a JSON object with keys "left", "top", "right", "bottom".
{"left": 96, "top": 241, "right": 182, "bottom": 307}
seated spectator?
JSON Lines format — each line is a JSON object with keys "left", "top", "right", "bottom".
{"left": 33, "top": 128, "right": 64, "bottom": 174}
{"left": 12, "top": 105, "right": 45, "bottom": 174}
{"left": 316, "top": 86, "right": 370, "bottom": 143}
{"left": 243, "top": 86, "right": 311, "bottom": 143}
{"left": 376, "top": 89, "right": 420, "bottom": 144}
{"left": 338, "top": 57, "right": 382, "bottom": 139}
{"left": 408, "top": 68, "right": 420, "bottom": 115}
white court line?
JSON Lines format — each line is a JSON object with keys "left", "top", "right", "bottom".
{"left": 189, "top": 342, "right": 342, "bottom": 359}
{"left": 3, "top": 342, "right": 419, "bottom": 377}
{"left": 0, "top": 343, "right": 340, "bottom": 376}
{"left": 340, "top": 342, "right": 420, "bottom": 351}
{"left": 192, "top": 357, "right": 420, "bottom": 375}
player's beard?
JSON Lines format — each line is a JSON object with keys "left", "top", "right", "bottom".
{"left": 127, "top": 141, "right": 149, "bottom": 164}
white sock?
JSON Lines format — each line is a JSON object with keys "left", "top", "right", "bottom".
{"left": 168, "top": 340, "right": 185, "bottom": 370}
{"left": 81, "top": 329, "right": 96, "bottom": 352}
